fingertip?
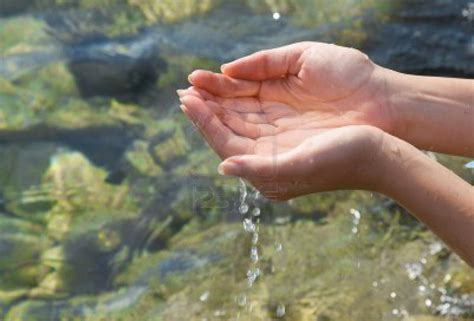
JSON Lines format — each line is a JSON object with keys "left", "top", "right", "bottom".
{"left": 179, "top": 104, "right": 189, "bottom": 114}
{"left": 217, "top": 163, "right": 226, "bottom": 175}
{"left": 187, "top": 72, "right": 196, "bottom": 85}
{"left": 218, "top": 158, "right": 243, "bottom": 176}
{"left": 180, "top": 94, "right": 200, "bottom": 104}
{"left": 188, "top": 69, "right": 212, "bottom": 86}
{"left": 220, "top": 63, "right": 228, "bottom": 74}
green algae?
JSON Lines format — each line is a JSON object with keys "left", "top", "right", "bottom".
{"left": 80, "top": 214, "right": 471, "bottom": 321}
{"left": 0, "top": 17, "right": 53, "bottom": 56}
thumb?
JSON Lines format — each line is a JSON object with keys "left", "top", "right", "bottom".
{"left": 218, "top": 155, "right": 279, "bottom": 179}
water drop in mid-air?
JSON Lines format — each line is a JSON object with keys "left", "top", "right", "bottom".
{"left": 243, "top": 218, "right": 256, "bottom": 233}
{"left": 250, "top": 246, "right": 259, "bottom": 263}
{"left": 276, "top": 304, "right": 286, "bottom": 318}
{"left": 200, "top": 291, "right": 210, "bottom": 302}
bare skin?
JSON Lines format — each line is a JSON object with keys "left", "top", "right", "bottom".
{"left": 177, "top": 42, "right": 474, "bottom": 267}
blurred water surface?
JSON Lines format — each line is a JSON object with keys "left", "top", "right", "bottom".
{"left": 0, "top": 1, "right": 473, "bottom": 320}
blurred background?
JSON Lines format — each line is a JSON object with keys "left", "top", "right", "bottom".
{"left": 0, "top": 0, "right": 473, "bottom": 320}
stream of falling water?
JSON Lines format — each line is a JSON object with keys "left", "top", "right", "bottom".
{"left": 235, "top": 179, "right": 286, "bottom": 320}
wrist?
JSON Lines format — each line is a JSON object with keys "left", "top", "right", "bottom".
{"left": 353, "top": 126, "right": 396, "bottom": 193}
{"left": 374, "top": 67, "right": 411, "bottom": 139}
{"left": 372, "top": 131, "right": 428, "bottom": 198}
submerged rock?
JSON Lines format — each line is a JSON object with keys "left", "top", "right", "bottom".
{"left": 67, "top": 36, "right": 166, "bottom": 99}
{"left": 0, "top": 217, "right": 46, "bottom": 290}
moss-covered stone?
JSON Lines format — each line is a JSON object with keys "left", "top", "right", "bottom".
{"left": 0, "top": 17, "right": 53, "bottom": 56}
{"left": 0, "top": 217, "right": 47, "bottom": 290}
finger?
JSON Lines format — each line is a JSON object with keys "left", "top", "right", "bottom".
{"left": 221, "top": 42, "right": 312, "bottom": 81}
{"left": 215, "top": 96, "right": 263, "bottom": 113}
{"left": 178, "top": 86, "right": 216, "bottom": 101}
{"left": 251, "top": 180, "right": 310, "bottom": 201}
{"left": 179, "top": 95, "right": 255, "bottom": 158}
{"left": 217, "top": 151, "right": 300, "bottom": 180}
{"left": 195, "top": 74, "right": 304, "bottom": 108}
{"left": 188, "top": 70, "right": 260, "bottom": 98}
{"left": 179, "top": 87, "right": 262, "bottom": 114}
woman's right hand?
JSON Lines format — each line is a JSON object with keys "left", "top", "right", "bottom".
{"left": 187, "top": 42, "right": 395, "bottom": 137}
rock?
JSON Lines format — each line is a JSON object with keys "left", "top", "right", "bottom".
{"left": 67, "top": 37, "right": 166, "bottom": 99}
{"left": 0, "top": 217, "right": 46, "bottom": 289}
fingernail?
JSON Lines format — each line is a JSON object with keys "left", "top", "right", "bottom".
{"left": 217, "top": 164, "right": 225, "bottom": 175}
{"left": 218, "top": 160, "right": 241, "bottom": 176}
{"left": 176, "top": 89, "right": 184, "bottom": 96}
{"left": 179, "top": 104, "right": 188, "bottom": 113}
{"left": 188, "top": 72, "right": 196, "bottom": 84}
{"left": 220, "top": 64, "right": 228, "bottom": 73}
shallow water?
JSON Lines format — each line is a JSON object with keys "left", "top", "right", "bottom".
{"left": 0, "top": 1, "right": 473, "bottom": 320}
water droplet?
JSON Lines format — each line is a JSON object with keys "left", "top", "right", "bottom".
{"left": 237, "top": 294, "right": 247, "bottom": 307}
{"left": 243, "top": 218, "right": 256, "bottom": 233}
{"left": 349, "top": 208, "right": 361, "bottom": 222}
{"left": 425, "top": 299, "right": 432, "bottom": 307}
{"left": 238, "top": 179, "right": 248, "bottom": 214}
{"left": 247, "top": 268, "right": 261, "bottom": 287}
{"left": 392, "top": 308, "right": 399, "bottom": 315}
{"left": 350, "top": 208, "right": 361, "bottom": 234}
{"left": 405, "top": 262, "right": 423, "bottom": 280}
{"left": 239, "top": 203, "right": 249, "bottom": 214}
{"left": 239, "top": 179, "right": 247, "bottom": 197}
{"left": 419, "top": 285, "right": 426, "bottom": 293}
{"left": 390, "top": 292, "right": 397, "bottom": 299}
{"left": 372, "top": 281, "right": 378, "bottom": 288}
{"left": 200, "top": 291, "right": 210, "bottom": 302}
{"left": 276, "top": 304, "right": 286, "bottom": 318}
{"left": 275, "top": 243, "right": 283, "bottom": 252}
{"left": 273, "top": 12, "right": 281, "bottom": 20}
{"left": 250, "top": 246, "right": 259, "bottom": 263}
{"left": 251, "top": 207, "right": 261, "bottom": 217}
{"left": 252, "top": 232, "right": 259, "bottom": 244}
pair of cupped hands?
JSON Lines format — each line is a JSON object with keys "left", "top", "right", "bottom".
{"left": 177, "top": 42, "right": 399, "bottom": 200}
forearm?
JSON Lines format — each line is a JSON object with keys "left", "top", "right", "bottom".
{"left": 385, "top": 70, "right": 474, "bottom": 157}
{"left": 377, "top": 134, "right": 474, "bottom": 267}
